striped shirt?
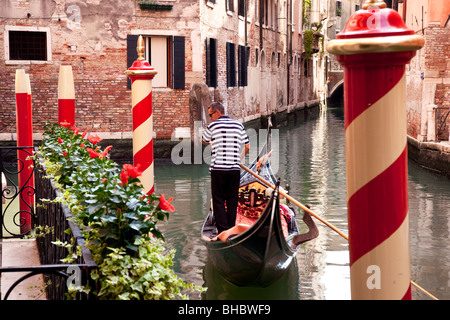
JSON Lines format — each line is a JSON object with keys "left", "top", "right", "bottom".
{"left": 202, "top": 116, "right": 249, "bottom": 171}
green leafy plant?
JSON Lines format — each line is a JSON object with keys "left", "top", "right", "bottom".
{"left": 37, "top": 123, "right": 204, "bottom": 299}
{"left": 302, "top": 0, "right": 311, "bottom": 29}
{"left": 303, "top": 29, "right": 314, "bottom": 60}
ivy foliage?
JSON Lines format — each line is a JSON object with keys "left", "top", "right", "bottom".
{"left": 38, "top": 123, "right": 204, "bottom": 299}
{"left": 303, "top": 29, "right": 315, "bottom": 60}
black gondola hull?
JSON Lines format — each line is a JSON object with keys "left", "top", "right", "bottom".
{"left": 202, "top": 190, "right": 298, "bottom": 287}
{"left": 201, "top": 138, "right": 317, "bottom": 287}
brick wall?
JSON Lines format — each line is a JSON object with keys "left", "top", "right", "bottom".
{"left": 425, "top": 24, "right": 450, "bottom": 140}
{"left": 1, "top": 0, "right": 328, "bottom": 143}
{"left": 406, "top": 23, "right": 450, "bottom": 141}
{"left": 0, "top": 0, "right": 197, "bottom": 141}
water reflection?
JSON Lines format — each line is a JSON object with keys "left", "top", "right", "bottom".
{"left": 154, "top": 106, "right": 449, "bottom": 300}
{"left": 408, "top": 160, "right": 450, "bottom": 300}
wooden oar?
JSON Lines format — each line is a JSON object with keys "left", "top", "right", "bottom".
{"left": 240, "top": 163, "right": 349, "bottom": 240}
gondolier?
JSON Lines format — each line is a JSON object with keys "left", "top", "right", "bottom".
{"left": 201, "top": 102, "right": 250, "bottom": 234}
{"left": 200, "top": 141, "right": 319, "bottom": 286}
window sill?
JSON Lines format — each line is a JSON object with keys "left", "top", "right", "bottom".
{"left": 5, "top": 60, "right": 53, "bottom": 65}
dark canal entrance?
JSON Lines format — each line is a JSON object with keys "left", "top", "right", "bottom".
{"left": 154, "top": 105, "right": 450, "bottom": 300}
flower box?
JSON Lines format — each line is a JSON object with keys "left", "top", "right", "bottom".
{"left": 138, "top": 1, "right": 173, "bottom": 11}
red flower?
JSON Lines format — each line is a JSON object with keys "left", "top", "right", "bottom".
{"left": 119, "top": 164, "right": 142, "bottom": 185}
{"left": 123, "top": 164, "right": 142, "bottom": 178}
{"left": 102, "top": 145, "right": 112, "bottom": 157}
{"left": 87, "top": 145, "right": 112, "bottom": 159}
{"left": 87, "top": 135, "right": 103, "bottom": 144}
{"left": 119, "top": 170, "right": 129, "bottom": 185}
{"left": 58, "top": 137, "right": 63, "bottom": 144}
{"left": 158, "top": 194, "right": 175, "bottom": 212}
{"left": 70, "top": 126, "right": 80, "bottom": 135}
{"left": 62, "top": 151, "right": 68, "bottom": 157}
{"left": 87, "top": 147, "right": 101, "bottom": 158}
{"left": 82, "top": 131, "right": 88, "bottom": 138}
{"left": 119, "top": 170, "right": 128, "bottom": 185}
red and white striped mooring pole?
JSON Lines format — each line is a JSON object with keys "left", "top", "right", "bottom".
{"left": 327, "top": 0, "right": 424, "bottom": 299}
{"left": 126, "top": 36, "right": 157, "bottom": 194}
{"left": 58, "top": 65, "right": 76, "bottom": 127}
{"left": 15, "top": 69, "right": 35, "bottom": 234}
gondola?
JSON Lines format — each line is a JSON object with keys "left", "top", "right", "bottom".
{"left": 201, "top": 138, "right": 319, "bottom": 287}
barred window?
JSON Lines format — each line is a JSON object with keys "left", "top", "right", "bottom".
{"left": 9, "top": 31, "right": 47, "bottom": 61}
{"left": 5, "top": 26, "right": 51, "bottom": 63}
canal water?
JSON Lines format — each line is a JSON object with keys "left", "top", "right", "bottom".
{"left": 153, "top": 106, "right": 450, "bottom": 300}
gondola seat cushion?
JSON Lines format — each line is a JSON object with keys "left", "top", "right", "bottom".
{"left": 237, "top": 201, "right": 265, "bottom": 219}
{"left": 237, "top": 203, "right": 290, "bottom": 238}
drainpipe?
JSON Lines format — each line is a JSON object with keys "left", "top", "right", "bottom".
{"left": 245, "top": 0, "right": 247, "bottom": 46}
{"left": 260, "top": 0, "right": 263, "bottom": 49}
{"left": 285, "top": 0, "right": 293, "bottom": 108}
{"left": 402, "top": 0, "right": 407, "bottom": 22}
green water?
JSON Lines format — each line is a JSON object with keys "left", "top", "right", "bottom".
{"left": 154, "top": 106, "right": 450, "bottom": 300}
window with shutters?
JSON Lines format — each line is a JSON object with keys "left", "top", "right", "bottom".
{"left": 126, "top": 34, "right": 185, "bottom": 89}
{"left": 303, "top": 56, "right": 312, "bottom": 78}
{"left": 226, "top": 42, "right": 236, "bottom": 88}
{"left": 206, "top": 38, "right": 217, "bottom": 87}
{"left": 238, "top": 0, "right": 246, "bottom": 17}
{"left": 226, "top": 0, "right": 234, "bottom": 12}
{"left": 336, "top": 1, "right": 342, "bottom": 17}
{"left": 260, "top": 0, "right": 276, "bottom": 27}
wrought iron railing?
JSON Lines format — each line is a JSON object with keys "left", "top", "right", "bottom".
{"left": 0, "top": 146, "right": 36, "bottom": 238}
{"left": 436, "top": 107, "right": 450, "bottom": 142}
{"left": 0, "top": 147, "right": 97, "bottom": 300}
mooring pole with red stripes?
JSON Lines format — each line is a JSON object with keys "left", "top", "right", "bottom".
{"left": 15, "top": 69, "right": 35, "bottom": 234}
{"left": 327, "top": 0, "right": 424, "bottom": 299}
{"left": 125, "top": 35, "right": 157, "bottom": 194}
{"left": 58, "top": 65, "right": 76, "bottom": 127}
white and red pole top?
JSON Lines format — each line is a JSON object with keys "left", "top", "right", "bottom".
{"left": 125, "top": 35, "right": 158, "bottom": 80}
{"left": 15, "top": 69, "right": 28, "bottom": 94}
{"left": 58, "top": 65, "right": 75, "bottom": 100}
{"left": 327, "top": 0, "right": 424, "bottom": 56}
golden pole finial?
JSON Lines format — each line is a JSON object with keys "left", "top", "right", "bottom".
{"left": 362, "top": 0, "right": 387, "bottom": 9}
{"left": 137, "top": 35, "right": 145, "bottom": 60}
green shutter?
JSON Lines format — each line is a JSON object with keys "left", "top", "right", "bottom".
{"left": 226, "top": 42, "right": 236, "bottom": 87}
{"left": 126, "top": 34, "right": 139, "bottom": 89}
{"left": 172, "top": 36, "right": 185, "bottom": 89}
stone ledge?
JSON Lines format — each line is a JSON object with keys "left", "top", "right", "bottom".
{"left": 407, "top": 135, "right": 450, "bottom": 178}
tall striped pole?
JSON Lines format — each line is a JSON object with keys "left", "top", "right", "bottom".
{"left": 58, "top": 65, "right": 76, "bottom": 127}
{"left": 327, "top": 1, "right": 424, "bottom": 299}
{"left": 125, "top": 35, "right": 157, "bottom": 194}
{"left": 15, "top": 69, "right": 35, "bottom": 234}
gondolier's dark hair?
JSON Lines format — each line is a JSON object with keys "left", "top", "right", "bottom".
{"left": 209, "top": 102, "right": 225, "bottom": 115}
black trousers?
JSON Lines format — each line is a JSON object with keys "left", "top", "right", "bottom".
{"left": 211, "top": 169, "right": 240, "bottom": 234}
